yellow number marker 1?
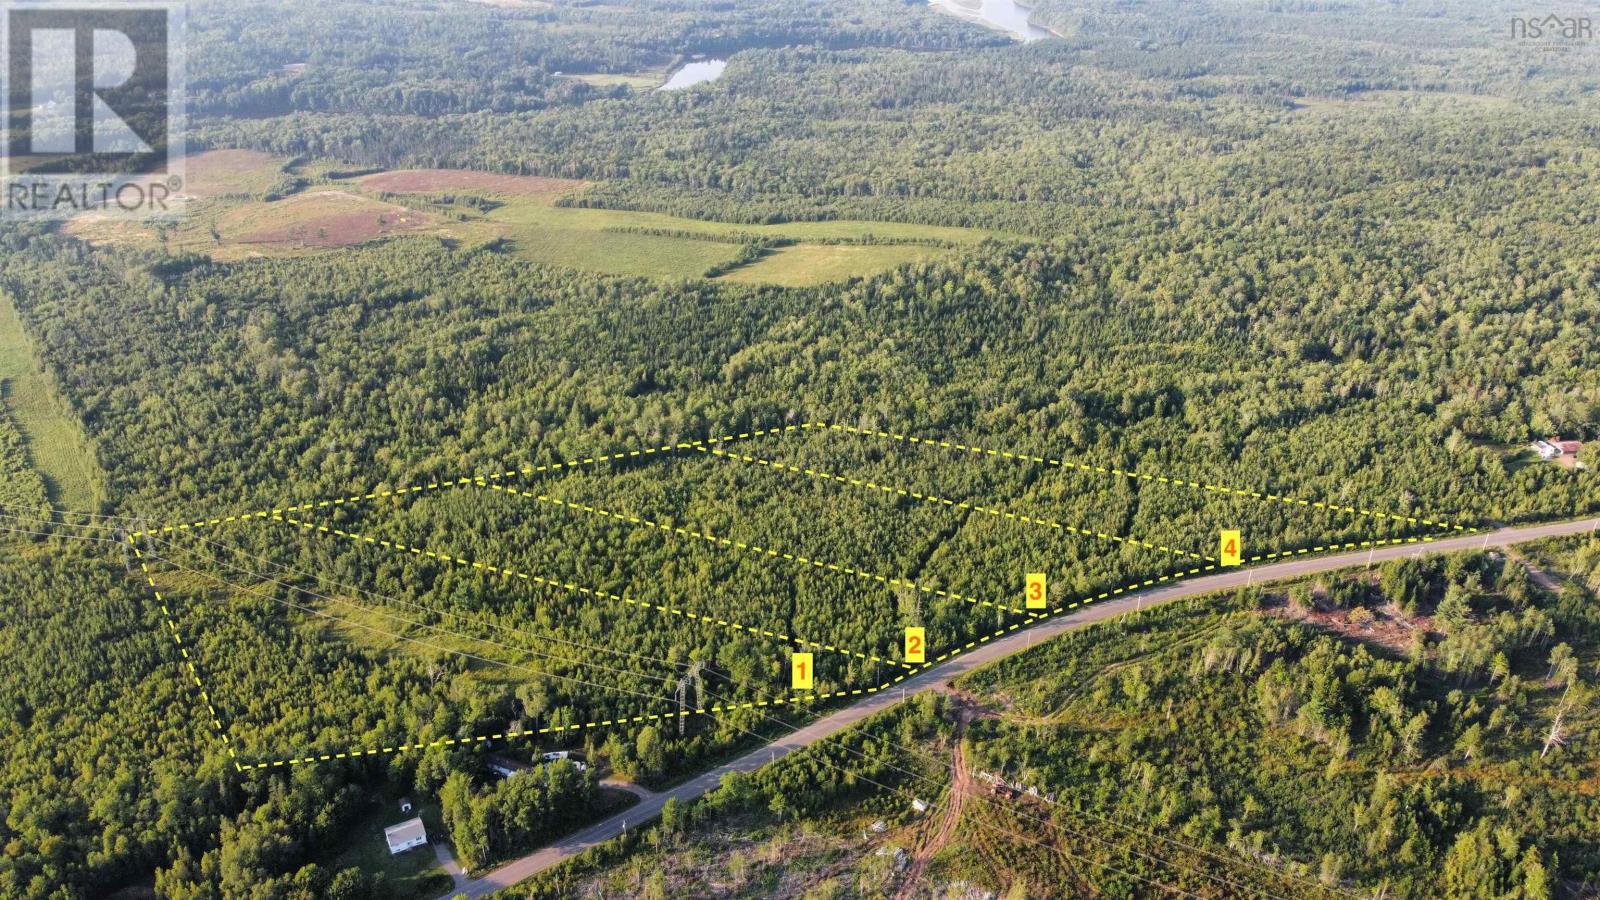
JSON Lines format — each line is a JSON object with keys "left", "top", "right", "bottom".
{"left": 1220, "top": 529, "right": 1242, "bottom": 566}
{"left": 1025, "top": 572, "right": 1047, "bottom": 610}
{"left": 904, "top": 627, "right": 926, "bottom": 664}
{"left": 791, "top": 652, "right": 814, "bottom": 689}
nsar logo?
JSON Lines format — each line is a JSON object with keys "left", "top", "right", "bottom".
{"left": 1510, "top": 12, "right": 1593, "bottom": 51}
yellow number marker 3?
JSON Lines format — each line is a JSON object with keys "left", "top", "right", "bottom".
{"left": 1025, "top": 572, "right": 1047, "bottom": 610}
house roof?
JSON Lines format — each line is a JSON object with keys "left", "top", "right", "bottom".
{"left": 384, "top": 817, "right": 427, "bottom": 847}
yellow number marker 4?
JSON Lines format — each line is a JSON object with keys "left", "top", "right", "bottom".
{"left": 904, "top": 627, "right": 926, "bottom": 664}
{"left": 1220, "top": 529, "right": 1242, "bottom": 566}
{"left": 791, "top": 652, "right": 814, "bottom": 689}
{"left": 1025, "top": 572, "right": 1047, "bottom": 610}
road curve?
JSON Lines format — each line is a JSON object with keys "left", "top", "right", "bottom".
{"left": 443, "top": 515, "right": 1600, "bottom": 898}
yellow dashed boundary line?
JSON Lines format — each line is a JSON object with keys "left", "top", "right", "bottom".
{"left": 129, "top": 424, "right": 806, "bottom": 539}
{"left": 697, "top": 445, "right": 1214, "bottom": 563}
{"left": 811, "top": 421, "right": 1471, "bottom": 534}
{"left": 127, "top": 537, "right": 240, "bottom": 770}
{"left": 238, "top": 685, "right": 861, "bottom": 771}
{"left": 480, "top": 482, "right": 1029, "bottom": 617}
{"left": 236, "top": 525, "right": 1470, "bottom": 771}
{"left": 133, "top": 419, "right": 1470, "bottom": 548}
{"left": 267, "top": 514, "right": 914, "bottom": 671}
{"left": 123, "top": 416, "right": 1475, "bottom": 771}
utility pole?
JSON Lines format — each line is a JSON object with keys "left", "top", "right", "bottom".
{"left": 675, "top": 661, "right": 705, "bottom": 737}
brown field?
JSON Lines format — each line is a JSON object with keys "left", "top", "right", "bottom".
{"left": 357, "top": 169, "right": 584, "bottom": 199}
{"left": 222, "top": 190, "right": 433, "bottom": 250}
{"left": 58, "top": 156, "right": 978, "bottom": 285}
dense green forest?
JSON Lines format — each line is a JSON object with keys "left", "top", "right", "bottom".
{"left": 0, "top": 0, "right": 1597, "bottom": 895}
{"left": 0, "top": 412, "right": 47, "bottom": 513}
{"left": 187, "top": 0, "right": 997, "bottom": 119}
{"left": 514, "top": 542, "right": 1600, "bottom": 897}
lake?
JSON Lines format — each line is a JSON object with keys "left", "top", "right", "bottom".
{"left": 659, "top": 59, "right": 727, "bottom": 91}
{"left": 928, "top": 0, "right": 1053, "bottom": 42}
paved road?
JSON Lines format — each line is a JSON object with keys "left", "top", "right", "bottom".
{"left": 442, "top": 515, "right": 1600, "bottom": 898}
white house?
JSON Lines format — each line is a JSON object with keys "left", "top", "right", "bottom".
{"left": 1534, "top": 437, "right": 1585, "bottom": 461}
{"left": 384, "top": 817, "right": 428, "bottom": 855}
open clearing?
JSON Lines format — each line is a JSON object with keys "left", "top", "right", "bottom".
{"left": 221, "top": 190, "right": 435, "bottom": 250}
{"left": 324, "top": 791, "right": 453, "bottom": 900}
{"left": 504, "top": 224, "right": 744, "bottom": 280}
{"left": 562, "top": 71, "right": 664, "bottom": 90}
{"left": 180, "top": 149, "right": 291, "bottom": 198}
{"left": 0, "top": 294, "right": 101, "bottom": 511}
{"left": 62, "top": 154, "right": 1000, "bottom": 285}
{"left": 720, "top": 244, "right": 936, "bottom": 287}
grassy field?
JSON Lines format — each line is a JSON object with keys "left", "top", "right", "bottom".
{"left": 482, "top": 195, "right": 996, "bottom": 283}
{"left": 62, "top": 155, "right": 1004, "bottom": 285}
{"left": 563, "top": 71, "right": 665, "bottom": 90}
{"left": 182, "top": 149, "right": 291, "bottom": 198}
{"left": 719, "top": 243, "right": 936, "bottom": 287}
{"left": 484, "top": 198, "right": 1002, "bottom": 246}
{"left": 0, "top": 293, "right": 101, "bottom": 512}
{"left": 503, "top": 221, "right": 745, "bottom": 279}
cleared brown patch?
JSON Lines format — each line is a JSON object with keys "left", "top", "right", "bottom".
{"left": 357, "top": 168, "right": 583, "bottom": 198}
{"left": 1270, "top": 598, "right": 1431, "bottom": 655}
{"left": 224, "top": 190, "right": 432, "bottom": 249}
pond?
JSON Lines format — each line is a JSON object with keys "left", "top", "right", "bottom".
{"left": 928, "top": 0, "right": 1053, "bottom": 42}
{"left": 659, "top": 59, "right": 727, "bottom": 91}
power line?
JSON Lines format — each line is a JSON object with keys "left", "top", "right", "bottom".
{"left": 177, "top": 545, "right": 1205, "bottom": 897}
{"left": 158, "top": 523, "right": 756, "bottom": 690}
{"left": 15, "top": 507, "right": 771, "bottom": 700}
{"left": 145, "top": 547, "right": 689, "bottom": 716}
{"left": 755, "top": 668, "right": 1350, "bottom": 897}
{"left": 152, "top": 534, "right": 690, "bottom": 693}
{"left": 4, "top": 497, "right": 1367, "bottom": 893}
{"left": 0, "top": 522, "right": 125, "bottom": 545}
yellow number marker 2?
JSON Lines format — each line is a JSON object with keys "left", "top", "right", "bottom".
{"left": 791, "top": 652, "right": 814, "bottom": 689}
{"left": 904, "top": 627, "right": 926, "bottom": 664}
{"left": 1220, "top": 529, "right": 1242, "bottom": 566}
{"left": 1025, "top": 572, "right": 1047, "bottom": 610}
